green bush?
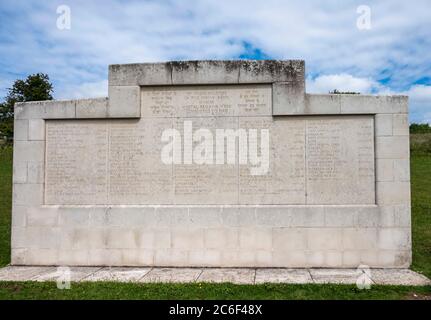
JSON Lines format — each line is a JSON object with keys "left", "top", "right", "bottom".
{"left": 410, "top": 123, "right": 431, "bottom": 134}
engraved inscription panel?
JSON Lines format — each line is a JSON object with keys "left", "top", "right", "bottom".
{"left": 45, "top": 86, "right": 375, "bottom": 205}
{"left": 141, "top": 84, "right": 272, "bottom": 117}
{"left": 45, "top": 120, "right": 108, "bottom": 204}
{"left": 305, "top": 116, "right": 375, "bottom": 204}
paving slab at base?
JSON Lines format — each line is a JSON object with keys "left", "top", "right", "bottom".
{"left": 33, "top": 267, "right": 103, "bottom": 282}
{"left": 310, "top": 268, "right": 368, "bottom": 284}
{"left": 84, "top": 267, "right": 152, "bottom": 282}
{"left": 198, "top": 268, "right": 256, "bottom": 284}
{"left": 139, "top": 268, "right": 202, "bottom": 283}
{"left": 0, "top": 267, "right": 429, "bottom": 285}
{"left": 255, "top": 268, "right": 313, "bottom": 284}
{"left": 0, "top": 266, "right": 56, "bottom": 281}
{"left": 369, "top": 269, "right": 431, "bottom": 286}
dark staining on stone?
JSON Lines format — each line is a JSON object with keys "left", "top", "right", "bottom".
{"left": 238, "top": 60, "right": 304, "bottom": 81}
{"left": 169, "top": 60, "right": 200, "bottom": 72}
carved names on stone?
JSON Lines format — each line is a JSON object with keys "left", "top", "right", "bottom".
{"left": 45, "top": 87, "right": 375, "bottom": 205}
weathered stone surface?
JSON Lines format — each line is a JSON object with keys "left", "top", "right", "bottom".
{"left": 109, "top": 60, "right": 305, "bottom": 86}
{"left": 310, "top": 268, "right": 368, "bottom": 284}
{"left": 11, "top": 60, "right": 411, "bottom": 268}
{"left": 76, "top": 98, "right": 108, "bottom": 118}
{"left": 140, "top": 267, "right": 202, "bottom": 283}
{"left": 108, "top": 86, "right": 140, "bottom": 118}
{"left": 84, "top": 267, "right": 151, "bottom": 282}
{"left": 32, "top": 267, "right": 102, "bottom": 282}
{"left": 0, "top": 266, "right": 55, "bottom": 281}
{"left": 255, "top": 268, "right": 312, "bottom": 284}
{"left": 198, "top": 268, "right": 255, "bottom": 284}
{"left": 0, "top": 266, "right": 428, "bottom": 285}
{"left": 370, "top": 269, "right": 431, "bottom": 285}
{"left": 272, "top": 81, "right": 305, "bottom": 115}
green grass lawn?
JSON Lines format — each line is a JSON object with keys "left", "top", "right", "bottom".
{"left": 0, "top": 142, "right": 430, "bottom": 300}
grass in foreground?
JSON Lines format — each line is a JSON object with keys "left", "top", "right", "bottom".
{"left": 411, "top": 154, "right": 431, "bottom": 278}
{"left": 0, "top": 139, "right": 430, "bottom": 299}
{"left": 0, "top": 145, "right": 12, "bottom": 267}
{"left": 0, "top": 281, "right": 429, "bottom": 300}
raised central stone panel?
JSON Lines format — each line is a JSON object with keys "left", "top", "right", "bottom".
{"left": 45, "top": 85, "right": 375, "bottom": 205}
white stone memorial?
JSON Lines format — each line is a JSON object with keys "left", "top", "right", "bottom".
{"left": 12, "top": 60, "right": 411, "bottom": 267}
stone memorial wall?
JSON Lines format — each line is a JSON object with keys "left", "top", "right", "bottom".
{"left": 12, "top": 60, "right": 411, "bottom": 267}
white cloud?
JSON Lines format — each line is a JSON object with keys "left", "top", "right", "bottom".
{"left": 402, "top": 85, "right": 431, "bottom": 123}
{"left": 0, "top": 0, "right": 430, "bottom": 121}
{"left": 307, "top": 73, "right": 431, "bottom": 123}
{"left": 306, "top": 74, "right": 378, "bottom": 94}
{"left": 57, "top": 80, "right": 108, "bottom": 100}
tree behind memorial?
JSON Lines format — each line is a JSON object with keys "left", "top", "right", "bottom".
{"left": 0, "top": 73, "right": 53, "bottom": 140}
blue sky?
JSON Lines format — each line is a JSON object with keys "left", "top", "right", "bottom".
{"left": 0, "top": 0, "right": 430, "bottom": 122}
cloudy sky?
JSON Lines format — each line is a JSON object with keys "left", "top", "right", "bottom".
{"left": 0, "top": 0, "right": 430, "bottom": 122}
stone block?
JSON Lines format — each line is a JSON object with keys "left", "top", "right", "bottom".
{"left": 376, "top": 159, "right": 393, "bottom": 182}
{"left": 188, "top": 250, "right": 221, "bottom": 266}
{"left": 171, "top": 228, "right": 204, "bottom": 249}
{"left": 32, "top": 227, "right": 61, "bottom": 249}
{"left": 376, "top": 181, "right": 410, "bottom": 205}
{"left": 27, "top": 207, "right": 58, "bottom": 226}
{"left": 76, "top": 98, "right": 108, "bottom": 118}
{"left": 378, "top": 228, "right": 411, "bottom": 250}
{"left": 171, "top": 60, "right": 239, "bottom": 84}
{"left": 109, "top": 63, "right": 172, "bottom": 86}
{"left": 153, "top": 249, "right": 188, "bottom": 266}
{"left": 155, "top": 207, "right": 189, "bottom": 227}
{"left": 221, "top": 207, "right": 256, "bottom": 227}
{"left": 13, "top": 162, "right": 27, "bottom": 183}
{"left": 393, "top": 159, "right": 410, "bottom": 181}
{"left": 137, "top": 228, "right": 171, "bottom": 249}
{"left": 58, "top": 208, "right": 89, "bottom": 226}
{"left": 108, "top": 85, "right": 140, "bottom": 118}
{"left": 14, "top": 119, "right": 28, "bottom": 140}
{"left": 43, "top": 100, "right": 76, "bottom": 119}
{"left": 238, "top": 228, "right": 272, "bottom": 250}
{"left": 13, "top": 183, "right": 43, "bottom": 205}
{"left": 27, "top": 161, "right": 44, "bottom": 183}
{"left": 107, "top": 207, "right": 153, "bottom": 227}
{"left": 272, "top": 81, "right": 305, "bottom": 115}
{"left": 307, "top": 228, "right": 343, "bottom": 250}
{"left": 376, "top": 136, "right": 409, "bottom": 159}
{"left": 204, "top": 228, "right": 239, "bottom": 249}
{"left": 25, "top": 249, "right": 58, "bottom": 265}
{"left": 273, "top": 250, "right": 307, "bottom": 267}
{"left": 28, "top": 119, "right": 45, "bottom": 140}
{"left": 340, "top": 95, "right": 408, "bottom": 114}
{"left": 106, "top": 228, "right": 139, "bottom": 249}
{"left": 304, "top": 94, "right": 341, "bottom": 114}
{"left": 342, "top": 228, "right": 378, "bottom": 250}
{"left": 239, "top": 60, "right": 304, "bottom": 83}
{"left": 88, "top": 249, "right": 122, "bottom": 266}
{"left": 189, "top": 207, "right": 222, "bottom": 227}
{"left": 11, "top": 249, "right": 27, "bottom": 265}
{"left": 392, "top": 113, "right": 409, "bottom": 135}
{"left": 11, "top": 227, "right": 26, "bottom": 248}
{"left": 13, "top": 141, "right": 44, "bottom": 162}
{"left": 324, "top": 206, "right": 358, "bottom": 227}
{"left": 273, "top": 228, "right": 307, "bottom": 250}
{"left": 12, "top": 205, "right": 27, "bottom": 227}
{"left": 375, "top": 114, "right": 392, "bottom": 136}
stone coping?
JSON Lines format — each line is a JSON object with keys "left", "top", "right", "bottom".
{"left": 0, "top": 266, "right": 429, "bottom": 286}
